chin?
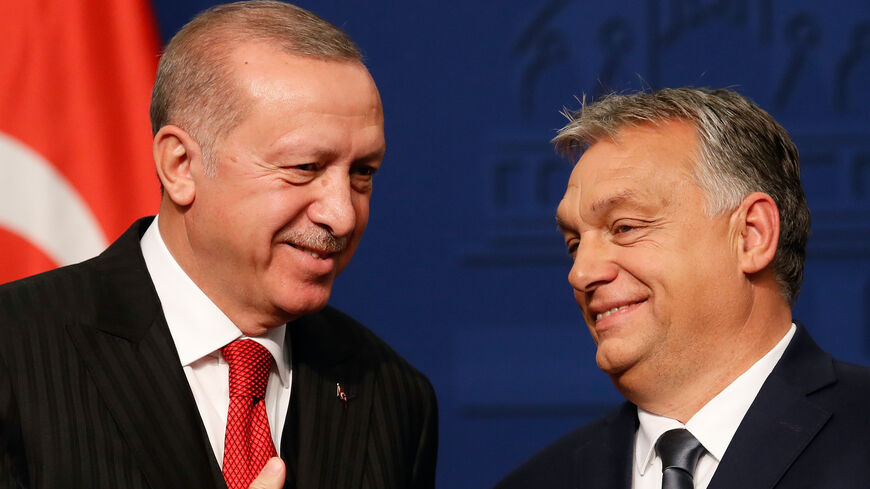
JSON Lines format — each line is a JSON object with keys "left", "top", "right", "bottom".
{"left": 275, "top": 288, "right": 332, "bottom": 320}
{"left": 595, "top": 344, "right": 636, "bottom": 377}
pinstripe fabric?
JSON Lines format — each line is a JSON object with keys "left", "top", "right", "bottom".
{"left": 285, "top": 308, "right": 438, "bottom": 489}
{"left": 0, "top": 218, "right": 438, "bottom": 489}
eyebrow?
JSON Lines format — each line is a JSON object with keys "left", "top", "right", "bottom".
{"left": 590, "top": 189, "right": 639, "bottom": 215}
{"left": 355, "top": 147, "right": 386, "bottom": 165}
{"left": 556, "top": 188, "right": 647, "bottom": 233}
{"left": 311, "top": 144, "right": 386, "bottom": 164}
{"left": 555, "top": 215, "right": 571, "bottom": 234}
{"left": 274, "top": 145, "right": 386, "bottom": 165}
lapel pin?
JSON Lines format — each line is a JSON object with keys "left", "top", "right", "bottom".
{"left": 336, "top": 382, "right": 350, "bottom": 406}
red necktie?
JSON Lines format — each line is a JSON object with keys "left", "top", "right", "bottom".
{"left": 221, "top": 339, "right": 277, "bottom": 489}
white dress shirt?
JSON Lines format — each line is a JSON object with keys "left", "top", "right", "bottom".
{"left": 632, "top": 324, "right": 796, "bottom": 489}
{"left": 140, "top": 216, "right": 292, "bottom": 467}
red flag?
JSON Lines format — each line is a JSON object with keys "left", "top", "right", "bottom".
{"left": 0, "top": 0, "right": 161, "bottom": 283}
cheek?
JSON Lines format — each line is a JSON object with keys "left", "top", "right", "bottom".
{"left": 586, "top": 322, "right": 600, "bottom": 345}
{"left": 574, "top": 291, "right": 598, "bottom": 340}
{"left": 573, "top": 289, "right": 588, "bottom": 313}
{"left": 353, "top": 194, "right": 371, "bottom": 224}
{"left": 654, "top": 258, "right": 729, "bottom": 332}
{"left": 264, "top": 187, "right": 311, "bottom": 225}
{"left": 619, "top": 250, "right": 671, "bottom": 290}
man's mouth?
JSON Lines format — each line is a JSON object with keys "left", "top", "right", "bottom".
{"left": 287, "top": 242, "right": 331, "bottom": 260}
{"left": 280, "top": 229, "right": 347, "bottom": 261}
{"left": 593, "top": 300, "right": 645, "bottom": 322}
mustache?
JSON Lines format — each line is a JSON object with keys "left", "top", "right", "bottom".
{"left": 280, "top": 228, "right": 348, "bottom": 254}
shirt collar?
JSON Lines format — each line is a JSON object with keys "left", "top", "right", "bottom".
{"left": 634, "top": 324, "right": 797, "bottom": 475}
{"left": 140, "top": 216, "right": 290, "bottom": 386}
{"left": 635, "top": 410, "right": 684, "bottom": 475}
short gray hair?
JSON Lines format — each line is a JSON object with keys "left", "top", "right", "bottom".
{"left": 150, "top": 1, "right": 363, "bottom": 170}
{"left": 553, "top": 88, "right": 810, "bottom": 304}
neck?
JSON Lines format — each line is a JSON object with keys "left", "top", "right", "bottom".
{"left": 157, "top": 204, "right": 289, "bottom": 336}
{"left": 617, "top": 281, "right": 792, "bottom": 423}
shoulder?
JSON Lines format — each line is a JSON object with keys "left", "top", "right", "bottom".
{"left": 819, "top": 359, "right": 870, "bottom": 439}
{"left": 0, "top": 218, "right": 150, "bottom": 330}
{"left": 290, "top": 306, "right": 418, "bottom": 369}
{"left": 771, "top": 357, "right": 870, "bottom": 484}
{"left": 775, "top": 329, "right": 870, "bottom": 463}
{"left": 819, "top": 358, "right": 870, "bottom": 406}
{"left": 0, "top": 259, "right": 104, "bottom": 390}
{"left": 290, "top": 306, "right": 435, "bottom": 401}
{"left": 832, "top": 358, "right": 870, "bottom": 384}
{"left": 0, "top": 258, "right": 99, "bottom": 328}
{"left": 493, "top": 402, "right": 635, "bottom": 489}
{"left": 785, "top": 325, "right": 870, "bottom": 405}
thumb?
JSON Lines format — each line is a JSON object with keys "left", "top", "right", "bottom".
{"left": 248, "top": 457, "right": 285, "bottom": 489}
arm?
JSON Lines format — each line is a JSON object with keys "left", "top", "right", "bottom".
{"left": 411, "top": 378, "right": 438, "bottom": 489}
{"left": 0, "top": 348, "right": 27, "bottom": 489}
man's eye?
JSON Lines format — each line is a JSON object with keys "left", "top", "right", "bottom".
{"left": 613, "top": 224, "right": 636, "bottom": 234}
{"left": 294, "top": 163, "right": 319, "bottom": 172}
{"left": 566, "top": 241, "right": 579, "bottom": 256}
{"left": 352, "top": 166, "right": 378, "bottom": 177}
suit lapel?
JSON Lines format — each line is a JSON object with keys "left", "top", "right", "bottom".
{"left": 708, "top": 326, "right": 835, "bottom": 489}
{"left": 573, "top": 402, "right": 637, "bottom": 489}
{"left": 283, "top": 309, "right": 374, "bottom": 489}
{"left": 66, "top": 219, "right": 220, "bottom": 489}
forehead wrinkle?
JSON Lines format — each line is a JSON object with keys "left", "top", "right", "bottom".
{"left": 268, "top": 125, "right": 351, "bottom": 157}
{"left": 263, "top": 135, "right": 337, "bottom": 160}
{"left": 589, "top": 189, "right": 639, "bottom": 216}
{"left": 585, "top": 168, "right": 684, "bottom": 220}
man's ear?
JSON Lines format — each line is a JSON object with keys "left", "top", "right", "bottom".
{"left": 153, "top": 125, "right": 201, "bottom": 207}
{"left": 733, "top": 192, "right": 780, "bottom": 274}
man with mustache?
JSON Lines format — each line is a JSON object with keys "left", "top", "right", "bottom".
{"left": 494, "top": 88, "right": 870, "bottom": 489}
{"left": 0, "top": 2, "right": 437, "bottom": 489}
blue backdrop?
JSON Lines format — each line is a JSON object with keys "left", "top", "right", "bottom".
{"left": 149, "top": 1, "right": 870, "bottom": 487}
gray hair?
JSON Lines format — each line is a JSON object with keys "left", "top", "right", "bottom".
{"left": 553, "top": 88, "right": 810, "bottom": 305}
{"left": 150, "top": 1, "right": 363, "bottom": 171}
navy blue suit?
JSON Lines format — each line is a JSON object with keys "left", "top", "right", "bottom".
{"left": 494, "top": 325, "right": 870, "bottom": 489}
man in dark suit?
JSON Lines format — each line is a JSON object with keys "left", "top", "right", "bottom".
{"left": 0, "top": 2, "right": 436, "bottom": 489}
{"left": 495, "top": 88, "right": 870, "bottom": 489}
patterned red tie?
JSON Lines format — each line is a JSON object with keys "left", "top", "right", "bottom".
{"left": 221, "top": 339, "right": 277, "bottom": 489}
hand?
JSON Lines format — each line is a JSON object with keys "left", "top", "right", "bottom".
{"left": 248, "top": 457, "right": 286, "bottom": 489}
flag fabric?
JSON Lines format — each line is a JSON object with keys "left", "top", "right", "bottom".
{"left": 0, "top": 0, "right": 162, "bottom": 284}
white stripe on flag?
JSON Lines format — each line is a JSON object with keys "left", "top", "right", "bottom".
{"left": 0, "top": 131, "right": 107, "bottom": 266}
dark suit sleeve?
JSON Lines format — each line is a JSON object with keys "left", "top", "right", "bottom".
{"left": 410, "top": 378, "right": 438, "bottom": 489}
{"left": 366, "top": 355, "right": 439, "bottom": 489}
{"left": 0, "top": 345, "right": 28, "bottom": 489}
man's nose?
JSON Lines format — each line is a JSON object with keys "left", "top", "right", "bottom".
{"left": 568, "top": 236, "right": 618, "bottom": 293}
{"left": 308, "top": 172, "right": 356, "bottom": 237}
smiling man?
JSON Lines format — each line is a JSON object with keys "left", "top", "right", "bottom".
{"left": 493, "top": 88, "right": 870, "bottom": 489}
{"left": 0, "top": 3, "right": 436, "bottom": 489}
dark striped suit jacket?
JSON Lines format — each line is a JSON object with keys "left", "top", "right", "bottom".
{"left": 0, "top": 219, "right": 438, "bottom": 489}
